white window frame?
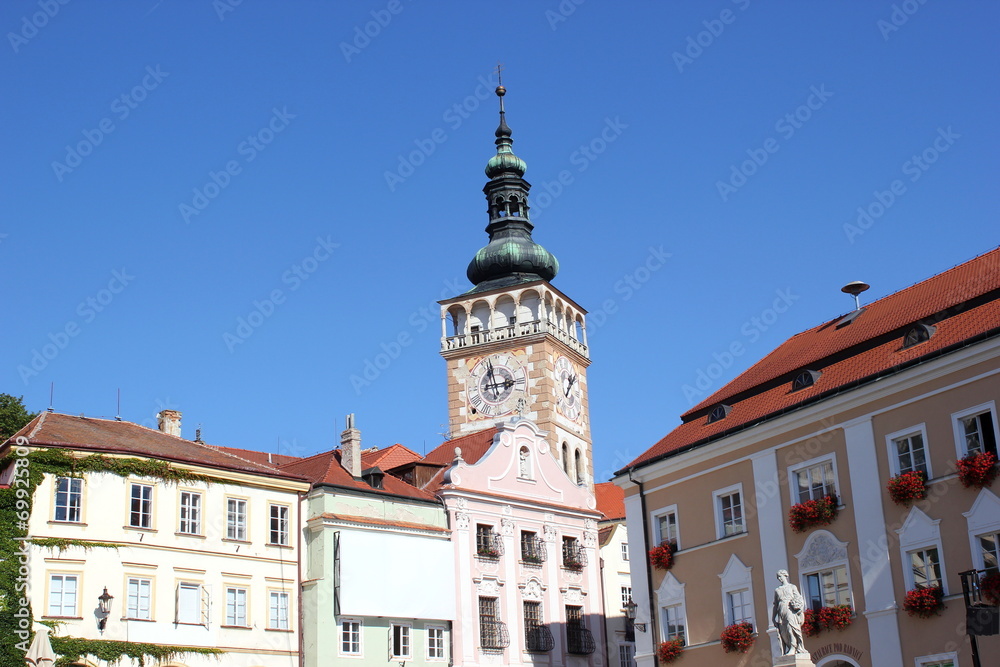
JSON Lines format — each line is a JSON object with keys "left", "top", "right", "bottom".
{"left": 713, "top": 483, "right": 745, "bottom": 539}
{"left": 128, "top": 482, "right": 153, "bottom": 529}
{"left": 896, "top": 506, "right": 947, "bottom": 594}
{"left": 654, "top": 573, "right": 686, "bottom": 645}
{"left": 269, "top": 503, "right": 289, "bottom": 546}
{"left": 620, "top": 585, "right": 632, "bottom": 610}
{"left": 126, "top": 576, "right": 152, "bottom": 620}
{"left": 951, "top": 401, "right": 999, "bottom": 458}
{"left": 225, "top": 586, "right": 248, "bottom": 627}
{"left": 390, "top": 622, "right": 412, "bottom": 659}
{"left": 425, "top": 624, "right": 446, "bottom": 661}
{"left": 964, "top": 488, "right": 1000, "bottom": 571}
{"left": 178, "top": 490, "right": 202, "bottom": 535}
{"left": 621, "top": 542, "right": 630, "bottom": 561}
{"left": 47, "top": 573, "right": 79, "bottom": 617}
{"left": 53, "top": 477, "right": 83, "bottom": 523}
{"left": 340, "top": 617, "right": 363, "bottom": 657}
{"left": 619, "top": 643, "right": 636, "bottom": 667}
{"left": 226, "top": 497, "right": 248, "bottom": 541}
{"left": 719, "top": 554, "right": 755, "bottom": 627}
{"left": 885, "top": 424, "right": 931, "bottom": 478}
{"left": 907, "top": 546, "right": 944, "bottom": 591}
{"left": 268, "top": 590, "right": 290, "bottom": 630}
{"left": 915, "top": 652, "right": 958, "bottom": 667}
{"left": 787, "top": 453, "right": 840, "bottom": 504}
{"left": 660, "top": 603, "right": 686, "bottom": 645}
{"left": 796, "top": 530, "right": 853, "bottom": 612}
{"left": 175, "top": 581, "right": 205, "bottom": 625}
{"left": 652, "top": 505, "right": 679, "bottom": 548}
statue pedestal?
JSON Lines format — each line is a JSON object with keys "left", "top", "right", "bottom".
{"left": 774, "top": 653, "right": 812, "bottom": 667}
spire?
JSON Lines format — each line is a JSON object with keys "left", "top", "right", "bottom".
{"left": 467, "top": 70, "right": 559, "bottom": 294}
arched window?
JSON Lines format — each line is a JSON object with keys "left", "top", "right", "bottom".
{"left": 574, "top": 450, "right": 583, "bottom": 485}
{"left": 562, "top": 443, "right": 569, "bottom": 475}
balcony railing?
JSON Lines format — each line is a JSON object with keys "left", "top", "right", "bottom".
{"left": 562, "top": 543, "right": 588, "bottom": 571}
{"left": 476, "top": 532, "right": 504, "bottom": 559}
{"left": 442, "top": 319, "right": 588, "bottom": 356}
{"left": 480, "top": 620, "right": 511, "bottom": 650}
{"left": 525, "top": 625, "right": 555, "bottom": 652}
{"left": 521, "top": 535, "right": 547, "bottom": 564}
{"left": 566, "top": 625, "right": 596, "bottom": 655}
{"left": 959, "top": 568, "right": 999, "bottom": 637}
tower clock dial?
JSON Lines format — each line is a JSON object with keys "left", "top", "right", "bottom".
{"left": 467, "top": 352, "right": 528, "bottom": 419}
{"left": 555, "top": 355, "right": 583, "bottom": 422}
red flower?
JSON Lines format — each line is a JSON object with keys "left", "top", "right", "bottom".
{"left": 956, "top": 451, "right": 998, "bottom": 489}
{"left": 802, "top": 605, "right": 853, "bottom": 636}
{"left": 649, "top": 541, "right": 676, "bottom": 571}
{"left": 719, "top": 622, "right": 755, "bottom": 653}
{"left": 902, "top": 586, "right": 944, "bottom": 618}
{"left": 980, "top": 572, "right": 1000, "bottom": 606}
{"left": 656, "top": 638, "right": 684, "bottom": 663}
{"left": 886, "top": 471, "right": 927, "bottom": 505}
{"left": 788, "top": 495, "right": 839, "bottom": 533}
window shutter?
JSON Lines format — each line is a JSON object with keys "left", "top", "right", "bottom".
{"left": 201, "top": 584, "right": 211, "bottom": 627}
{"left": 333, "top": 531, "right": 341, "bottom": 617}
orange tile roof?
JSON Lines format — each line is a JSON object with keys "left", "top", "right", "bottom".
{"left": 5, "top": 412, "right": 305, "bottom": 480}
{"left": 361, "top": 443, "right": 422, "bottom": 471}
{"left": 214, "top": 445, "right": 301, "bottom": 467}
{"left": 419, "top": 428, "right": 499, "bottom": 492}
{"left": 595, "top": 482, "right": 626, "bottom": 520}
{"left": 625, "top": 248, "right": 1000, "bottom": 471}
{"left": 279, "top": 449, "right": 438, "bottom": 502}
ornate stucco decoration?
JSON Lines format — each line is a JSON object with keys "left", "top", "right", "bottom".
{"left": 455, "top": 512, "right": 470, "bottom": 530}
{"left": 794, "top": 530, "right": 849, "bottom": 570}
{"left": 560, "top": 586, "right": 585, "bottom": 603}
{"left": 519, "top": 578, "right": 545, "bottom": 601}
{"left": 583, "top": 531, "right": 596, "bottom": 548}
{"left": 543, "top": 524, "right": 558, "bottom": 542}
{"left": 475, "top": 577, "right": 503, "bottom": 597}
{"left": 501, "top": 518, "right": 515, "bottom": 536}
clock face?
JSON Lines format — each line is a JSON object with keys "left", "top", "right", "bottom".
{"left": 555, "top": 355, "right": 583, "bottom": 422}
{"left": 467, "top": 352, "right": 528, "bottom": 419}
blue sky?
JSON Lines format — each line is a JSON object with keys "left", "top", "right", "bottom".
{"left": 3, "top": 1, "right": 998, "bottom": 482}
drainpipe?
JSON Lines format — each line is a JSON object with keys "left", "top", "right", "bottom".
{"left": 628, "top": 467, "right": 656, "bottom": 645}
{"left": 598, "top": 548, "right": 610, "bottom": 666}
{"left": 297, "top": 489, "right": 306, "bottom": 667}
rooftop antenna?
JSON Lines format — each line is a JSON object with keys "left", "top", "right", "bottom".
{"left": 115, "top": 388, "right": 122, "bottom": 421}
{"left": 841, "top": 280, "right": 870, "bottom": 311}
{"left": 48, "top": 382, "right": 54, "bottom": 413}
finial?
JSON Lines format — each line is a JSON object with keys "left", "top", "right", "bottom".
{"left": 495, "top": 62, "right": 506, "bottom": 115}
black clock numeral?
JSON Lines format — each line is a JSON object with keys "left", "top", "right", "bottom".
{"left": 470, "top": 394, "right": 483, "bottom": 408}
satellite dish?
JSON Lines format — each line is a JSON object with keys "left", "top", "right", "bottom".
{"left": 841, "top": 281, "right": 870, "bottom": 310}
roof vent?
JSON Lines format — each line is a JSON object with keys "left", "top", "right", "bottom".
{"left": 707, "top": 404, "right": 732, "bottom": 424}
{"left": 792, "top": 370, "right": 822, "bottom": 391}
{"left": 903, "top": 323, "right": 936, "bottom": 349}
{"left": 841, "top": 280, "right": 870, "bottom": 310}
{"left": 361, "top": 466, "right": 384, "bottom": 490}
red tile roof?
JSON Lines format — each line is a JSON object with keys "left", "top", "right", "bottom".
{"left": 419, "top": 428, "right": 499, "bottom": 492}
{"left": 279, "top": 449, "right": 438, "bottom": 502}
{"left": 595, "top": 482, "right": 626, "bottom": 520}
{"left": 361, "top": 443, "right": 422, "bottom": 471}
{"left": 214, "top": 445, "right": 301, "bottom": 467}
{"left": 625, "top": 248, "right": 1000, "bottom": 471}
{"left": 5, "top": 412, "right": 305, "bottom": 480}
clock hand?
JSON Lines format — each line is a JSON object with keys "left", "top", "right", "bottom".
{"left": 564, "top": 374, "right": 576, "bottom": 397}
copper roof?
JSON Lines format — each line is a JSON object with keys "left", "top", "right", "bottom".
{"left": 626, "top": 247, "right": 1000, "bottom": 471}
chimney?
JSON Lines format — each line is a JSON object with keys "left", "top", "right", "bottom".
{"left": 340, "top": 413, "right": 362, "bottom": 478}
{"left": 157, "top": 410, "right": 182, "bottom": 437}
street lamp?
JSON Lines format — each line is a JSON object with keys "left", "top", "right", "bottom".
{"left": 97, "top": 587, "right": 114, "bottom": 631}
{"left": 625, "top": 598, "right": 645, "bottom": 634}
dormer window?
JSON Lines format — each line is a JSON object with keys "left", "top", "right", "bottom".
{"left": 835, "top": 308, "right": 865, "bottom": 329}
{"left": 903, "top": 323, "right": 935, "bottom": 349}
{"left": 707, "top": 404, "right": 732, "bottom": 424}
{"left": 792, "top": 370, "right": 822, "bottom": 392}
{"left": 361, "top": 467, "right": 384, "bottom": 490}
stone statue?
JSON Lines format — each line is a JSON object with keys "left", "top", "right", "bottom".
{"left": 772, "top": 569, "right": 807, "bottom": 656}
{"left": 519, "top": 446, "right": 530, "bottom": 478}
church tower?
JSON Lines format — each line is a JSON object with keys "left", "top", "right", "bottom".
{"left": 439, "top": 78, "right": 594, "bottom": 488}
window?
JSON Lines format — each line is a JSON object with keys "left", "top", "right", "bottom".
{"left": 524, "top": 600, "right": 552, "bottom": 652}
{"left": 566, "top": 605, "right": 595, "bottom": 654}
{"left": 916, "top": 654, "right": 956, "bottom": 667}
{"left": 893, "top": 431, "right": 929, "bottom": 477}
{"left": 903, "top": 323, "right": 935, "bottom": 348}
{"left": 621, "top": 586, "right": 632, "bottom": 609}
{"left": 727, "top": 589, "right": 753, "bottom": 625}
{"left": 714, "top": 486, "right": 745, "bottom": 538}
{"left": 48, "top": 574, "right": 78, "bottom": 616}
{"left": 654, "top": 507, "right": 678, "bottom": 547}
{"left": 953, "top": 403, "right": 998, "bottom": 457}
{"left": 562, "top": 536, "right": 587, "bottom": 570}
{"left": 521, "top": 531, "right": 545, "bottom": 563}
{"left": 707, "top": 404, "right": 731, "bottom": 424}
{"left": 621, "top": 542, "right": 630, "bottom": 561}
{"left": 129, "top": 483, "right": 153, "bottom": 528}
{"left": 225, "top": 587, "right": 247, "bottom": 626}
{"left": 619, "top": 644, "right": 636, "bottom": 667}
{"left": 54, "top": 477, "right": 82, "bottom": 522}
{"left": 791, "top": 370, "right": 821, "bottom": 391}
{"left": 269, "top": 504, "right": 289, "bottom": 545}
{"left": 804, "top": 565, "right": 851, "bottom": 611}
{"left": 426, "top": 625, "right": 446, "bottom": 660}
{"left": 126, "top": 577, "right": 152, "bottom": 620}
{"left": 661, "top": 604, "right": 685, "bottom": 644}
{"left": 476, "top": 524, "right": 501, "bottom": 558}
{"left": 391, "top": 623, "right": 411, "bottom": 658}
{"left": 909, "top": 547, "right": 942, "bottom": 589}
{"left": 341, "top": 619, "right": 361, "bottom": 655}
{"left": 179, "top": 491, "right": 202, "bottom": 534}
{"left": 176, "top": 582, "right": 203, "bottom": 624}
{"left": 979, "top": 531, "right": 999, "bottom": 571}
{"left": 269, "top": 591, "right": 290, "bottom": 630}
{"left": 227, "top": 498, "right": 247, "bottom": 541}
{"left": 793, "top": 459, "right": 837, "bottom": 503}
{"left": 479, "top": 596, "right": 508, "bottom": 649}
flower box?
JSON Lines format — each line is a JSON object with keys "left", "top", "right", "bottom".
{"left": 981, "top": 572, "right": 1000, "bottom": 607}
{"left": 563, "top": 558, "right": 584, "bottom": 572}
{"left": 649, "top": 541, "right": 676, "bottom": 571}
{"left": 788, "top": 495, "right": 839, "bottom": 533}
{"left": 719, "top": 622, "right": 754, "bottom": 653}
{"left": 903, "top": 586, "right": 944, "bottom": 618}
{"left": 886, "top": 471, "right": 927, "bottom": 505}
{"left": 656, "top": 638, "right": 684, "bottom": 663}
{"left": 802, "top": 605, "right": 853, "bottom": 637}
{"left": 956, "top": 451, "right": 998, "bottom": 489}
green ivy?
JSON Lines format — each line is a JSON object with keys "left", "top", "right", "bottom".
{"left": 0, "top": 448, "right": 224, "bottom": 667}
